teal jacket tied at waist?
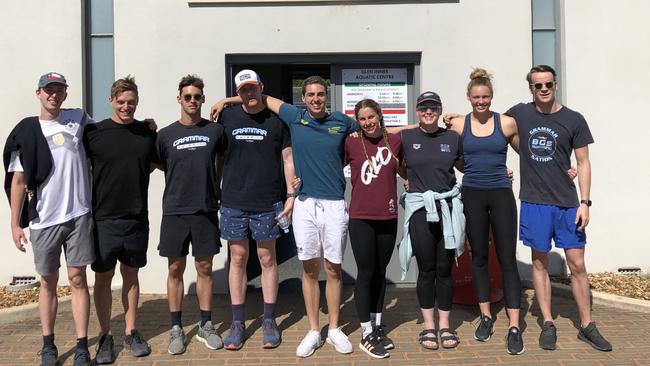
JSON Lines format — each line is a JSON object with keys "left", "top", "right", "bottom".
{"left": 398, "top": 183, "right": 466, "bottom": 280}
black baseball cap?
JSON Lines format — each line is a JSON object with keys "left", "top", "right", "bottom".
{"left": 416, "top": 91, "right": 442, "bottom": 106}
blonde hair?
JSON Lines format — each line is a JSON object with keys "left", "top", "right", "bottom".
{"left": 466, "top": 68, "right": 493, "bottom": 96}
{"left": 353, "top": 99, "right": 399, "bottom": 171}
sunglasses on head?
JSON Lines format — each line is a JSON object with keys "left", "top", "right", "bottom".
{"left": 530, "top": 81, "right": 555, "bottom": 90}
{"left": 417, "top": 105, "right": 441, "bottom": 113}
{"left": 182, "top": 94, "right": 203, "bottom": 102}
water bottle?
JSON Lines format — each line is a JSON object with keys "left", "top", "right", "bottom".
{"left": 273, "top": 201, "right": 290, "bottom": 234}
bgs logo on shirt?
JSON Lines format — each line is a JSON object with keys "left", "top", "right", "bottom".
{"left": 528, "top": 126, "right": 558, "bottom": 162}
{"left": 440, "top": 144, "right": 451, "bottom": 153}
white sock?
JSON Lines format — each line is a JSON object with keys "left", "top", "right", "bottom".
{"left": 375, "top": 313, "right": 382, "bottom": 326}
{"left": 360, "top": 321, "right": 373, "bottom": 338}
{"left": 370, "top": 312, "right": 377, "bottom": 326}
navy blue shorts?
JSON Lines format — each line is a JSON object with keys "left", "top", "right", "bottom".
{"left": 219, "top": 206, "right": 280, "bottom": 242}
{"left": 519, "top": 201, "right": 586, "bottom": 253}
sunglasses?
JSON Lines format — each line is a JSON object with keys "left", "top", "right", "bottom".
{"left": 530, "top": 81, "right": 555, "bottom": 90}
{"left": 182, "top": 94, "right": 203, "bottom": 102}
{"left": 417, "top": 105, "right": 441, "bottom": 113}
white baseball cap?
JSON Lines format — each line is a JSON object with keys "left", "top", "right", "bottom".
{"left": 234, "top": 69, "right": 262, "bottom": 91}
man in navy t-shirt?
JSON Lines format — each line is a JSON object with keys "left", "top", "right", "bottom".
{"left": 156, "top": 75, "right": 225, "bottom": 355}
{"left": 216, "top": 70, "right": 296, "bottom": 350}
{"left": 212, "top": 76, "right": 358, "bottom": 358}
{"left": 505, "top": 65, "right": 611, "bottom": 352}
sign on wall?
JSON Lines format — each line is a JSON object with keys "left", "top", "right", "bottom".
{"left": 341, "top": 68, "right": 408, "bottom": 127}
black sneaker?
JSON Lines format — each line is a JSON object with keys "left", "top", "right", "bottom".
{"left": 506, "top": 326, "right": 525, "bottom": 355}
{"left": 374, "top": 325, "right": 394, "bottom": 350}
{"left": 95, "top": 333, "right": 115, "bottom": 364}
{"left": 359, "top": 331, "right": 388, "bottom": 359}
{"left": 72, "top": 349, "right": 91, "bottom": 366}
{"left": 39, "top": 344, "right": 58, "bottom": 366}
{"left": 539, "top": 321, "right": 557, "bottom": 350}
{"left": 578, "top": 322, "right": 612, "bottom": 352}
{"left": 474, "top": 315, "right": 494, "bottom": 342}
{"left": 124, "top": 329, "right": 152, "bottom": 357}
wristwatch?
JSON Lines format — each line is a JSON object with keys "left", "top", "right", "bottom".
{"left": 287, "top": 192, "right": 297, "bottom": 198}
{"left": 580, "top": 199, "right": 592, "bottom": 207}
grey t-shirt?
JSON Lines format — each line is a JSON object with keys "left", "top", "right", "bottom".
{"left": 401, "top": 127, "right": 461, "bottom": 194}
{"left": 505, "top": 102, "right": 593, "bottom": 207}
{"left": 156, "top": 119, "right": 224, "bottom": 215}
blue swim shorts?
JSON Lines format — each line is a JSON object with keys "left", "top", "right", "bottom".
{"left": 519, "top": 201, "right": 586, "bottom": 253}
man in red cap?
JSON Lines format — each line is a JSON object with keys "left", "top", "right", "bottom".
{"left": 216, "top": 69, "right": 295, "bottom": 350}
{"left": 4, "top": 72, "right": 94, "bottom": 366}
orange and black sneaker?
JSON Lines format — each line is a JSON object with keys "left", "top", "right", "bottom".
{"left": 359, "top": 331, "right": 389, "bottom": 359}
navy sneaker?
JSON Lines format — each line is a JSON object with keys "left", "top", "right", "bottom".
{"left": 539, "top": 321, "right": 557, "bottom": 350}
{"left": 359, "top": 331, "right": 388, "bottom": 359}
{"left": 224, "top": 321, "right": 245, "bottom": 350}
{"left": 39, "top": 344, "right": 58, "bottom": 366}
{"left": 72, "top": 349, "right": 91, "bottom": 366}
{"left": 578, "top": 322, "right": 612, "bottom": 352}
{"left": 475, "top": 315, "right": 494, "bottom": 342}
{"left": 124, "top": 329, "right": 151, "bottom": 357}
{"left": 95, "top": 333, "right": 115, "bottom": 364}
{"left": 374, "top": 325, "right": 394, "bottom": 350}
{"left": 506, "top": 326, "right": 525, "bottom": 355}
{"left": 262, "top": 318, "right": 281, "bottom": 349}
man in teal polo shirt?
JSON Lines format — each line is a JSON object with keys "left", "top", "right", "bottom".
{"left": 212, "top": 76, "right": 357, "bottom": 357}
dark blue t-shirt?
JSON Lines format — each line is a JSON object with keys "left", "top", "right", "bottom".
{"left": 217, "top": 106, "right": 291, "bottom": 211}
{"left": 505, "top": 102, "right": 593, "bottom": 207}
{"left": 156, "top": 119, "right": 224, "bottom": 215}
{"left": 278, "top": 104, "right": 358, "bottom": 199}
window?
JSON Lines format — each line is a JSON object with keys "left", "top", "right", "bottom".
{"left": 532, "top": 0, "right": 562, "bottom": 100}
{"left": 84, "top": 0, "right": 115, "bottom": 120}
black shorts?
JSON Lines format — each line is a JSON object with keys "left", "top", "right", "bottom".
{"left": 92, "top": 215, "right": 149, "bottom": 273}
{"left": 158, "top": 212, "right": 221, "bottom": 258}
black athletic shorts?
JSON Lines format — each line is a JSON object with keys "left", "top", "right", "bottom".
{"left": 91, "top": 215, "right": 149, "bottom": 273}
{"left": 158, "top": 211, "right": 220, "bottom": 258}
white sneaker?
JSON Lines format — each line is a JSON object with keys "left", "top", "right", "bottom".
{"left": 296, "top": 330, "right": 323, "bottom": 358}
{"left": 326, "top": 328, "right": 353, "bottom": 354}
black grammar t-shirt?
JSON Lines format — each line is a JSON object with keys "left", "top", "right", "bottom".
{"left": 156, "top": 119, "right": 224, "bottom": 215}
{"left": 506, "top": 102, "right": 593, "bottom": 207}
{"left": 401, "top": 127, "right": 461, "bottom": 193}
{"left": 83, "top": 119, "right": 159, "bottom": 220}
{"left": 217, "top": 106, "right": 291, "bottom": 212}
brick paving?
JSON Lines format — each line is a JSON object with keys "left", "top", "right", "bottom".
{"left": 0, "top": 287, "right": 648, "bottom": 365}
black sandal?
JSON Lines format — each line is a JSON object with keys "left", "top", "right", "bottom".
{"left": 439, "top": 328, "right": 460, "bottom": 349}
{"left": 418, "top": 329, "right": 439, "bottom": 350}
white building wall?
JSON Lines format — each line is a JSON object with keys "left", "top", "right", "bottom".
{"left": 6, "top": 0, "right": 643, "bottom": 293}
{"left": 0, "top": 1, "right": 84, "bottom": 285}
{"left": 556, "top": 0, "right": 650, "bottom": 273}
{"left": 113, "top": 0, "right": 532, "bottom": 293}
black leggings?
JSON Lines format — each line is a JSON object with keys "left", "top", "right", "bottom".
{"left": 409, "top": 209, "right": 455, "bottom": 311}
{"left": 462, "top": 186, "right": 521, "bottom": 309}
{"left": 349, "top": 218, "right": 397, "bottom": 323}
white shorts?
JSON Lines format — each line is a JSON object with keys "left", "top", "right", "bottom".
{"left": 292, "top": 196, "right": 348, "bottom": 264}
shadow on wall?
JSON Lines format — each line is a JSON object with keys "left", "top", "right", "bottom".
{"left": 517, "top": 250, "right": 568, "bottom": 280}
